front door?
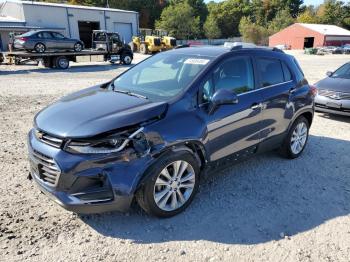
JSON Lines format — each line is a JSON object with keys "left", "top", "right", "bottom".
{"left": 198, "top": 55, "right": 264, "bottom": 162}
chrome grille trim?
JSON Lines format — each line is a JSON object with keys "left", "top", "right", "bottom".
{"left": 35, "top": 130, "right": 63, "bottom": 148}
{"left": 32, "top": 150, "right": 61, "bottom": 187}
{"left": 318, "top": 89, "right": 350, "bottom": 100}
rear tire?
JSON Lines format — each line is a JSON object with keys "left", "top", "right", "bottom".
{"left": 54, "top": 56, "right": 69, "bottom": 69}
{"left": 136, "top": 151, "right": 200, "bottom": 218}
{"left": 121, "top": 53, "right": 132, "bottom": 65}
{"left": 34, "top": 43, "right": 46, "bottom": 53}
{"left": 140, "top": 43, "right": 148, "bottom": 55}
{"left": 280, "top": 116, "right": 310, "bottom": 159}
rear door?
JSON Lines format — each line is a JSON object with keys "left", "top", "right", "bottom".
{"left": 40, "top": 32, "right": 56, "bottom": 50}
{"left": 198, "top": 55, "right": 265, "bottom": 162}
{"left": 255, "top": 56, "right": 296, "bottom": 145}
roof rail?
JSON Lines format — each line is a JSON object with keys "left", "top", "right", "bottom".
{"left": 230, "top": 45, "right": 285, "bottom": 53}
{"left": 174, "top": 44, "right": 190, "bottom": 49}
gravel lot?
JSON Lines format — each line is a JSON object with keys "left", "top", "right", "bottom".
{"left": 0, "top": 51, "right": 350, "bottom": 262}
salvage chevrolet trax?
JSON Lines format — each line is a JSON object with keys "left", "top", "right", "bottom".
{"left": 28, "top": 46, "right": 315, "bottom": 217}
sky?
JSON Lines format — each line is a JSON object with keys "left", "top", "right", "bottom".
{"left": 205, "top": 0, "right": 349, "bottom": 6}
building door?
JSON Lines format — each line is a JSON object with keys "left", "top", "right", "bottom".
{"left": 78, "top": 21, "right": 100, "bottom": 48}
{"left": 114, "top": 22, "right": 132, "bottom": 43}
{"left": 304, "top": 37, "right": 314, "bottom": 48}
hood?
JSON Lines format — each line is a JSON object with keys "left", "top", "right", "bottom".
{"left": 315, "top": 77, "right": 350, "bottom": 93}
{"left": 35, "top": 85, "right": 167, "bottom": 138}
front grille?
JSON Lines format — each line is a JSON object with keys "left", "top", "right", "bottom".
{"left": 32, "top": 150, "right": 60, "bottom": 187}
{"left": 318, "top": 89, "right": 350, "bottom": 100}
{"left": 154, "top": 38, "right": 161, "bottom": 46}
{"left": 35, "top": 130, "right": 63, "bottom": 148}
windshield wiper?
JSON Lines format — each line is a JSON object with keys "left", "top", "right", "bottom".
{"left": 110, "top": 82, "right": 148, "bottom": 99}
{"left": 113, "top": 88, "right": 148, "bottom": 100}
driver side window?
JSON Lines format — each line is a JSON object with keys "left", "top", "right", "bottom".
{"left": 201, "top": 56, "right": 254, "bottom": 103}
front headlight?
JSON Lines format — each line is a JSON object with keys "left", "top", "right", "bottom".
{"left": 65, "top": 127, "right": 147, "bottom": 154}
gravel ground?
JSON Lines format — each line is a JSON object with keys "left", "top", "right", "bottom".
{"left": 0, "top": 52, "right": 350, "bottom": 262}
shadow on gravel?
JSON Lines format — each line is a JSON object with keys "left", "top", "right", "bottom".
{"left": 81, "top": 135, "right": 350, "bottom": 244}
{"left": 0, "top": 63, "right": 132, "bottom": 75}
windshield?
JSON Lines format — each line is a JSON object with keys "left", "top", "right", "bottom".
{"left": 332, "top": 63, "right": 350, "bottom": 79}
{"left": 112, "top": 52, "right": 213, "bottom": 101}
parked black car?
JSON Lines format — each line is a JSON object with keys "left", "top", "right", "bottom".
{"left": 28, "top": 46, "right": 315, "bottom": 217}
{"left": 14, "top": 30, "right": 84, "bottom": 53}
{"left": 315, "top": 62, "right": 350, "bottom": 116}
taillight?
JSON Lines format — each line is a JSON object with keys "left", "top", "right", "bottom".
{"left": 19, "top": 37, "right": 28, "bottom": 41}
{"left": 310, "top": 85, "right": 318, "bottom": 97}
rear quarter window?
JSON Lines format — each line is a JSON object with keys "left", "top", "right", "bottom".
{"left": 257, "top": 58, "right": 284, "bottom": 87}
{"left": 282, "top": 61, "right": 293, "bottom": 81}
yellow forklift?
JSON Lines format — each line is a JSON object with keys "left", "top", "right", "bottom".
{"left": 129, "top": 28, "right": 162, "bottom": 55}
{"left": 155, "top": 29, "right": 177, "bottom": 51}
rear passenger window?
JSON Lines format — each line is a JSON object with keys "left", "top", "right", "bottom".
{"left": 257, "top": 58, "right": 284, "bottom": 87}
{"left": 282, "top": 62, "right": 292, "bottom": 81}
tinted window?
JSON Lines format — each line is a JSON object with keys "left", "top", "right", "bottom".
{"left": 292, "top": 58, "right": 305, "bottom": 82}
{"left": 52, "top": 32, "right": 65, "bottom": 39}
{"left": 201, "top": 56, "right": 254, "bottom": 103}
{"left": 42, "top": 32, "right": 53, "bottom": 39}
{"left": 257, "top": 58, "right": 284, "bottom": 87}
{"left": 282, "top": 62, "right": 292, "bottom": 81}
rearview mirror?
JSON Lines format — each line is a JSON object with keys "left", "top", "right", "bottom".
{"left": 326, "top": 71, "right": 333, "bottom": 77}
{"left": 208, "top": 89, "right": 238, "bottom": 115}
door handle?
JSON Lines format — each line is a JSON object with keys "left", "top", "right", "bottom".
{"left": 251, "top": 103, "right": 261, "bottom": 110}
{"left": 289, "top": 87, "right": 297, "bottom": 94}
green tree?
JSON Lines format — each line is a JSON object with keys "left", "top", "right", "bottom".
{"left": 156, "top": 1, "right": 201, "bottom": 39}
{"left": 239, "top": 16, "right": 269, "bottom": 45}
{"left": 297, "top": 6, "right": 319, "bottom": 23}
{"left": 268, "top": 9, "right": 295, "bottom": 34}
{"left": 204, "top": 14, "right": 221, "bottom": 39}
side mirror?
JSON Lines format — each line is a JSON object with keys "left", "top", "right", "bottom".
{"left": 326, "top": 71, "right": 333, "bottom": 77}
{"left": 208, "top": 89, "right": 238, "bottom": 115}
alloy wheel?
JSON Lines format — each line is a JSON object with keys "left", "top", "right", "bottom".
{"left": 290, "top": 122, "right": 308, "bottom": 155}
{"left": 153, "top": 160, "right": 195, "bottom": 212}
{"left": 35, "top": 43, "right": 45, "bottom": 53}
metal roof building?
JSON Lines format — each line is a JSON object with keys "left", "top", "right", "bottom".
{"left": 269, "top": 23, "right": 350, "bottom": 49}
{"left": 0, "top": 0, "right": 139, "bottom": 51}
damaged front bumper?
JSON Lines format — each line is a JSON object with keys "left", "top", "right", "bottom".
{"left": 27, "top": 129, "right": 154, "bottom": 214}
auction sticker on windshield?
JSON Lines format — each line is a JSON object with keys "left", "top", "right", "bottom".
{"left": 184, "top": 58, "right": 210, "bottom": 65}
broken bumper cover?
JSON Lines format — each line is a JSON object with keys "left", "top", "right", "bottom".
{"left": 315, "top": 95, "right": 350, "bottom": 116}
{"left": 27, "top": 129, "right": 152, "bottom": 214}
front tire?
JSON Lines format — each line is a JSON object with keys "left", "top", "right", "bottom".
{"left": 136, "top": 151, "right": 200, "bottom": 218}
{"left": 280, "top": 116, "right": 310, "bottom": 159}
{"left": 73, "top": 42, "right": 83, "bottom": 52}
{"left": 140, "top": 43, "right": 148, "bottom": 55}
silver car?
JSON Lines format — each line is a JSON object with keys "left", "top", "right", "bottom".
{"left": 14, "top": 30, "right": 84, "bottom": 53}
{"left": 315, "top": 63, "right": 350, "bottom": 116}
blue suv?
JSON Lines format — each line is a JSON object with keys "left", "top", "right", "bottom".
{"left": 28, "top": 46, "right": 315, "bottom": 217}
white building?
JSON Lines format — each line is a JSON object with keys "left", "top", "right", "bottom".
{"left": 0, "top": 0, "right": 139, "bottom": 51}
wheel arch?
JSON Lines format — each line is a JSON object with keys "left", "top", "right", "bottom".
{"left": 135, "top": 141, "right": 207, "bottom": 191}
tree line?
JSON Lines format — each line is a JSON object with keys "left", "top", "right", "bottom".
{"left": 39, "top": 0, "right": 350, "bottom": 43}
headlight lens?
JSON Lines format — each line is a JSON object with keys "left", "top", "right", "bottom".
{"left": 66, "top": 127, "right": 146, "bottom": 154}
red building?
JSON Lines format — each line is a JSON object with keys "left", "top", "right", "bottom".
{"left": 269, "top": 23, "right": 350, "bottom": 49}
